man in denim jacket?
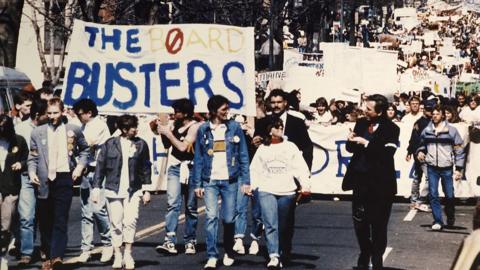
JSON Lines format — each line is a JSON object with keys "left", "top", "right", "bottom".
{"left": 192, "top": 95, "right": 251, "bottom": 269}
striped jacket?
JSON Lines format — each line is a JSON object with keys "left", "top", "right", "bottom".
{"left": 416, "top": 120, "right": 465, "bottom": 170}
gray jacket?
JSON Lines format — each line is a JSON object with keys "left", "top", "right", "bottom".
{"left": 416, "top": 120, "right": 465, "bottom": 170}
{"left": 93, "top": 136, "right": 151, "bottom": 195}
{"left": 27, "top": 123, "right": 90, "bottom": 199}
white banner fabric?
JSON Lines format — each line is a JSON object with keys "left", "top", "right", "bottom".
{"left": 62, "top": 20, "right": 256, "bottom": 115}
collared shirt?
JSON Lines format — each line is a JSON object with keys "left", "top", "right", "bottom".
{"left": 47, "top": 124, "right": 70, "bottom": 173}
{"left": 15, "top": 119, "right": 35, "bottom": 150}
{"left": 0, "top": 139, "right": 8, "bottom": 171}
{"left": 279, "top": 112, "right": 287, "bottom": 136}
{"left": 209, "top": 122, "right": 229, "bottom": 180}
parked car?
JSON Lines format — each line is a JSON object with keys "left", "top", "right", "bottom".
{"left": 0, "top": 66, "right": 31, "bottom": 114}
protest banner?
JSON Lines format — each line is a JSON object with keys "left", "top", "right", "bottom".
{"left": 257, "top": 71, "right": 286, "bottom": 82}
{"left": 456, "top": 81, "right": 480, "bottom": 95}
{"left": 307, "top": 122, "right": 479, "bottom": 198}
{"left": 62, "top": 20, "right": 256, "bottom": 115}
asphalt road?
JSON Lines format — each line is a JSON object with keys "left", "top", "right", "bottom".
{"left": 9, "top": 192, "right": 475, "bottom": 270}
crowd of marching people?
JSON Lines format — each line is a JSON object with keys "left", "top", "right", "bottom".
{"left": 0, "top": 80, "right": 479, "bottom": 270}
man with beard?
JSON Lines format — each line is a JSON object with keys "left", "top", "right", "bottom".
{"left": 28, "top": 98, "right": 89, "bottom": 269}
{"left": 342, "top": 94, "right": 400, "bottom": 270}
{"left": 155, "top": 98, "right": 200, "bottom": 255}
{"left": 252, "top": 89, "right": 313, "bottom": 264}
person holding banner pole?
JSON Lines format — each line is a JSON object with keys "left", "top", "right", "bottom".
{"left": 154, "top": 99, "right": 200, "bottom": 255}
{"left": 192, "top": 95, "right": 251, "bottom": 269}
{"left": 342, "top": 94, "right": 400, "bottom": 270}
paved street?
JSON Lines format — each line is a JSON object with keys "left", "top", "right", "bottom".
{"left": 10, "top": 193, "right": 475, "bottom": 270}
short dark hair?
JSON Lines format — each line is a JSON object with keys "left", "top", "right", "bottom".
{"left": 172, "top": 98, "right": 194, "bottom": 118}
{"left": 0, "top": 115, "right": 16, "bottom": 144}
{"left": 432, "top": 104, "right": 445, "bottom": 114}
{"left": 316, "top": 97, "right": 328, "bottom": 107}
{"left": 267, "top": 89, "right": 287, "bottom": 102}
{"left": 207, "top": 95, "right": 229, "bottom": 114}
{"left": 367, "top": 94, "right": 389, "bottom": 115}
{"left": 408, "top": 96, "right": 421, "bottom": 104}
{"left": 72, "top": 99, "right": 98, "bottom": 117}
{"left": 13, "top": 92, "right": 33, "bottom": 106}
{"left": 263, "top": 118, "right": 284, "bottom": 146}
{"left": 47, "top": 97, "right": 64, "bottom": 111}
{"left": 117, "top": 114, "right": 138, "bottom": 133}
{"left": 30, "top": 99, "right": 48, "bottom": 120}
{"left": 37, "top": 87, "right": 53, "bottom": 96}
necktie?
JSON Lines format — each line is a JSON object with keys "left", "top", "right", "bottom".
{"left": 48, "top": 128, "right": 58, "bottom": 181}
{"left": 368, "top": 123, "right": 375, "bottom": 134}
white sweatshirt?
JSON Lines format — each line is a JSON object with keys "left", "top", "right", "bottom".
{"left": 250, "top": 140, "right": 311, "bottom": 196}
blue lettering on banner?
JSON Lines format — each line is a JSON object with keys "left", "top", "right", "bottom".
{"left": 126, "top": 29, "right": 141, "bottom": 53}
{"left": 139, "top": 63, "right": 155, "bottom": 107}
{"left": 311, "top": 143, "right": 329, "bottom": 176}
{"left": 159, "top": 62, "right": 181, "bottom": 107}
{"left": 84, "top": 26, "right": 99, "bottom": 47}
{"left": 187, "top": 60, "right": 215, "bottom": 106}
{"left": 63, "top": 61, "right": 98, "bottom": 105}
{"left": 63, "top": 61, "right": 247, "bottom": 110}
{"left": 223, "top": 61, "right": 244, "bottom": 109}
{"left": 335, "top": 140, "right": 351, "bottom": 177}
{"left": 152, "top": 137, "right": 168, "bottom": 161}
{"left": 101, "top": 28, "right": 121, "bottom": 51}
{"left": 109, "top": 62, "right": 138, "bottom": 110}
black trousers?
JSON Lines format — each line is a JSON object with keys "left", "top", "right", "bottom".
{"left": 352, "top": 186, "right": 393, "bottom": 269}
{"left": 37, "top": 173, "right": 73, "bottom": 259}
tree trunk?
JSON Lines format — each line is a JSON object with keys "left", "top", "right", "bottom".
{"left": 0, "top": 0, "right": 25, "bottom": 67}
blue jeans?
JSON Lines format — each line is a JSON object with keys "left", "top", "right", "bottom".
{"left": 427, "top": 166, "right": 455, "bottom": 225}
{"left": 235, "top": 187, "right": 262, "bottom": 240}
{"left": 18, "top": 174, "right": 36, "bottom": 256}
{"left": 204, "top": 180, "right": 238, "bottom": 259}
{"left": 164, "top": 163, "right": 198, "bottom": 244}
{"left": 80, "top": 184, "right": 112, "bottom": 251}
{"left": 258, "top": 192, "right": 295, "bottom": 258}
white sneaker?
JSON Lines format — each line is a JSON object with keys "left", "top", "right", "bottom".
{"left": 155, "top": 241, "right": 178, "bottom": 255}
{"left": 431, "top": 223, "right": 442, "bottom": 231}
{"left": 232, "top": 238, "right": 245, "bottom": 255}
{"left": 112, "top": 253, "right": 123, "bottom": 269}
{"left": 185, "top": 242, "right": 196, "bottom": 255}
{"left": 249, "top": 240, "right": 259, "bottom": 255}
{"left": 223, "top": 254, "right": 235, "bottom": 266}
{"left": 1, "top": 257, "right": 8, "bottom": 270}
{"left": 124, "top": 252, "right": 135, "bottom": 270}
{"left": 267, "top": 256, "right": 281, "bottom": 268}
{"left": 204, "top": 258, "right": 217, "bottom": 269}
{"left": 77, "top": 251, "right": 91, "bottom": 263}
{"left": 100, "top": 246, "right": 114, "bottom": 263}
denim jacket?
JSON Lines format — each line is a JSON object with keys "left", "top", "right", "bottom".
{"left": 192, "top": 120, "right": 250, "bottom": 188}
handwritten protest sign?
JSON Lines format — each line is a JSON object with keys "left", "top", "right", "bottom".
{"left": 62, "top": 20, "right": 256, "bottom": 115}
